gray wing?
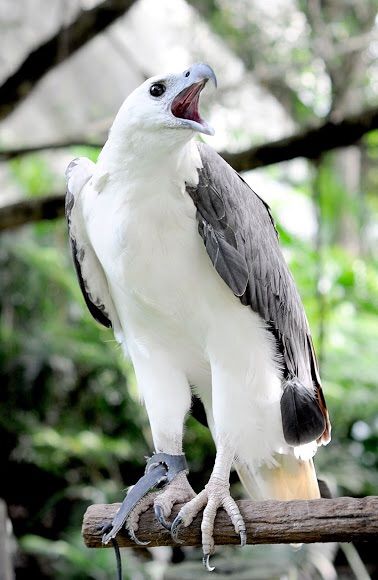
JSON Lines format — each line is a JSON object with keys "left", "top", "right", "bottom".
{"left": 65, "top": 158, "right": 123, "bottom": 342}
{"left": 188, "top": 143, "right": 330, "bottom": 447}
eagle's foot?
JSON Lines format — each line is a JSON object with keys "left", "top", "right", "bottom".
{"left": 170, "top": 476, "right": 246, "bottom": 564}
{"left": 124, "top": 490, "right": 161, "bottom": 545}
{"left": 154, "top": 471, "right": 196, "bottom": 531}
{"left": 102, "top": 452, "right": 189, "bottom": 546}
{"left": 113, "top": 473, "right": 195, "bottom": 543}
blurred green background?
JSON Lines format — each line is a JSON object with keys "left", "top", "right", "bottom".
{"left": 0, "top": 0, "right": 377, "bottom": 578}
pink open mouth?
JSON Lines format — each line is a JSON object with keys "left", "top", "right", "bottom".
{"left": 171, "top": 81, "right": 206, "bottom": 124}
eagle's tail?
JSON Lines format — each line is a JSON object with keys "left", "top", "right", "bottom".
{"left": 236, "top": 453, "right": 320, "bottom": 501}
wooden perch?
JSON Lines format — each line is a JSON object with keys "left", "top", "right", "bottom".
{"left": 82, "top": 496, "right": 378, "bottom": 548}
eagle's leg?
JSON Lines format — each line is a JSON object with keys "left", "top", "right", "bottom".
{"left": 120, "top": 350, "right": 194, "bottom": 541}
{"left": 170, "top": 444, "right": 246, "bottom": 567}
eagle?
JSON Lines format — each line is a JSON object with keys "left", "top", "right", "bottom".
{"left": 65, "top": 63, "right": 331, "bottom": 566}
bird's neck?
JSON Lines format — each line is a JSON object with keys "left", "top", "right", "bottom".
{"left": 97, "top": 129, "right": 202, "bottom": 188}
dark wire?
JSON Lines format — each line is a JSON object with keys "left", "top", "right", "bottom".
{"left": 111, "top": 538, "right": 123, "bottom": 580}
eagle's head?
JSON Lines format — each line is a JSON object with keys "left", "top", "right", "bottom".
{"left": 113, "top": 63, "right": 217, "bottom": 143}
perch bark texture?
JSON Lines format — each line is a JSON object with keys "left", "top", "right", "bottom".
{"left": 82, "top": 496, "right": 378, "bottom": 548}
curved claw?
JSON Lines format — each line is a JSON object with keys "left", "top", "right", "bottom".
{"left": 99, "top": 522, "right": 112, "bottom": 536}
{"left": 154, "top": 504, "right": 172, "bottom": 531}
{"left": 170, "top": 515, "right": 184, "bottom": 544}
{"left": 240, "top": 528, "right": 247, "bottom": 547}
{"left": 203, "top": 554, "right": 215, "bottom": 572}
{"left": 128, "top": 526, "right": 150, "bottom": 546}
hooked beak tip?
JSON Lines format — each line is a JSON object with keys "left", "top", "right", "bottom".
{"left": 209, "top": 72, "right": 217, "bottom": 89}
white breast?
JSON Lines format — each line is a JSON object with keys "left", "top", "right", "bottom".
{"left": 90, "top": 169, "right": 206, "bottom": 313}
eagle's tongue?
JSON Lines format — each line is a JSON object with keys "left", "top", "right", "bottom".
{"left": 171, "top": 82, "right": 205, "bottom": 124}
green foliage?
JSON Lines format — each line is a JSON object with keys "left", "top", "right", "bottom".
{"left": 9, "top": 154, "right": 56, "bottom": 196}
{"left": 275, "top": 162, "right": 378, "bottom": 497}
{"left": 20, "top": 532, "right": 147, "bottom": 579}
{"left": 0, "top": 222, "right": 151, "bottom": 576}
{"left": 70, "top": 146, "right": 100, "bottom": 163}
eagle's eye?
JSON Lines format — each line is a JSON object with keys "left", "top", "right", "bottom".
{"left": 150, "top": 83, "right": 166, "bottom": 97}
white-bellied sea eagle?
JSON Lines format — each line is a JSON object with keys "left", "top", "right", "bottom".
{"left": 65, "top": 63, "right": 331, "bottom": 568}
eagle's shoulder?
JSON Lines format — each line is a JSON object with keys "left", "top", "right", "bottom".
{"left": 65, "top": 157, "right": 119, "bottom": 333}
{"left": 65, "top": 157, "right": 95, "bottom": 216}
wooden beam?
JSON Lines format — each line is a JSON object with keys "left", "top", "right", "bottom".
{"left": 82, "top": 496, "right": 378, "bottom": 548}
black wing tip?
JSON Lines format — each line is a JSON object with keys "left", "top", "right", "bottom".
{"left": 71, "top": 240, "right": 112, "bottom": 330}
{"left": 88, "top": 303, "right": 112, "bottom": 328}
{"left": 280, "top": 379, "right": 326, "bottom": 447}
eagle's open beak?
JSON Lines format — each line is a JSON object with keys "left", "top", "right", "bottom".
{"left": 171, "top": 63, "right": 217, "bottom": 136}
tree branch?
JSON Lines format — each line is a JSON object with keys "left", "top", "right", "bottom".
{"left": 0, "top": 140, "right": 102, "bottom": 161}
{"left": 1, "top": 105, "right": 376, "bottom": 166}
{"left": 0, "top": 0, "right": 138, "bottom": 122}
{"left": 82, "top": 497, "right": 378, "bottom": 548}
{"left": 221, "top": 105, "right": 378, "bottom": 172}
{"left": 0, "top": 106, "right": 377, "bottom": 232}
{"left": 0, "top": 194, "right": 65, "bottom": 231}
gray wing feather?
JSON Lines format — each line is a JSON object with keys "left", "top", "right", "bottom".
{"left": 188, "top": 143, "right": 330, "bottom": 446}
{"left": 199, "top": 220, "right": 249, "bottom": 296}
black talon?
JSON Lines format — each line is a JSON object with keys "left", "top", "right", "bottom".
{"left": 170, "top": 515, "right": 184, "bottom": 543}
{"left": 128, "top": 526, "right": 150, "bottom": 546}
{"left": 154, "top": 504, "right": 172, "bottom": 530}
{"left": 99, "top": 522, "right": 112, "bottom": 536}
{"left": 101, "top": 522, "right": 114, "bottom": 543}
{"left": 203, "top": 554, "right": 215, "bottom": 572}
{"left": 239, "top": 529, "right": 247, "bottom": 547}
